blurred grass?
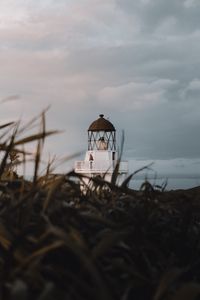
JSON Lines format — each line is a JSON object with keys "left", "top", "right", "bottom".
{"left": 0, "top": 111, "right": 200, "bottom": 300}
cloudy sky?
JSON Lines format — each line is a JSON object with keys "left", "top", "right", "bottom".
{"left": 0, "top": 0, "right": 200, "bottom": 176}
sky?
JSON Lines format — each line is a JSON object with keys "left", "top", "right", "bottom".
{"left": 0, "top": 0, "right": 200, "bottom": 176}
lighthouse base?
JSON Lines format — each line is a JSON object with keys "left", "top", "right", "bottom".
{"left": 75, "top": 150, "right": 128, "bottom": 192}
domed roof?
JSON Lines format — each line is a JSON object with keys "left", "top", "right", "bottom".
{"left": 88, "top": 114, "right": 116, "bottom": 132}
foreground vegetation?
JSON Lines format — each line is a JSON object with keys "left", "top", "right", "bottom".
{"left": 0, "top": 112, "right": 200, "bottom": 300}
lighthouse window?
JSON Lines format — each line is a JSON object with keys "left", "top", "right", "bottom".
{"left": 112, "top": 152, "right": 115, "bottom": 160}
{"left": 98, "top": 137, "right": 108, "bottom": 150}
{"left": 89, "top": 153, "right": 94, "bottom": 170}
{"left": 89, "top": 154, "right": 94, "bottom": 161}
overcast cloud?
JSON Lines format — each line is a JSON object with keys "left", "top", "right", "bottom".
{"left": 0, "top": 0, "right": 200, "bottom": 176}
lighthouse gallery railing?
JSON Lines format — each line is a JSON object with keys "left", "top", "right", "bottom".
{"left": 75, "top": 161, "right": 128, "bottom": 174}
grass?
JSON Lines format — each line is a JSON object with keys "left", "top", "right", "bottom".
{"left": 0, "top": 111, "right": 200, "bottom": 300}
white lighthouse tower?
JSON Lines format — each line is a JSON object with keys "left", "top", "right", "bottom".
{"left": 75, "top": 114, "right": 128, "bottom": 188}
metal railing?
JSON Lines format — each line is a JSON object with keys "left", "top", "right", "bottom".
{"left": 75, "top": 161, "right": 128, "bottom": 174}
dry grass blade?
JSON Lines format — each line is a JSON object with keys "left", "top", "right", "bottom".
{"left": 43, "top": 175, "right": 65, "bottom": 212}
{"left": 0, "top": 223, "right": 12, "bottom": 250}
{"left": 33, "top": 139, "right": 41, "bottom": 184}
{"left": 45, "top": 154, "right": 57, "bottom": 177}
{"left": 21, "top": 144, "right": 26, "bottom": 180}
{"left": 0, "top": 144, "right": 31, "bottom": 155}
{"left": 121, "top": 163, "right": 154, "bottom": 188}
{"left": 0, "top": 121, "right": 18, "bottom": 141}
{"left": 33, "top": 113, "right": 46, "bottom": 183}
{"left": 111, "top": 130, "right": 124, "bottom": 186}
{"left": 41, "top": 110, "right": 46, "bottom": 147}
{"left": 17, "top": 105, "right": 51, "bottom": 135}
{"left": 45, "top": 151, "right": 84, "bottom": 175}
{"left": 0, "top": 127, "right": 18, "bottom": 178}
{"left": 120, "top": 173, "right": 134, "bottom": 189}
{"left": 0, "top": 122, "right": 15, "bottom": 130}
{"left": 14, "top": 130, "right": 61, "bottom": 146}
{"left": 0, "top": 94, "right": 20, "bottom": 103}
{"left": 111, "top": 159, "right": 120, "bottom": 186}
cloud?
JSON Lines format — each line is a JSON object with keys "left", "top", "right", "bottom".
{"left": 0, "top": 0, "right": 200, "bottom": 167}
{"left": 0, "top": 0, "right": 29, "bottom": 28}
{"left": 98, "top": 79, "right": 177, "bottom": 112}
{"left": 116, "top": 0, "right": 200, "bottom": 35}
{"left": 184, "top": 0, "right": 200, "bottom": 8}
{"left": 187, "top": 79, "right": 200, "bottom": 91}
{"left": 179, "top": 79, "right": 200, "bottom": 102}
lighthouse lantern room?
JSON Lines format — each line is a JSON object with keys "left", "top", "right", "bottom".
{"left": 88, "top": 114, "right": 116, "bottom": 151}
{"left": 75, "top": 114, "right": 128, "bottom": 186}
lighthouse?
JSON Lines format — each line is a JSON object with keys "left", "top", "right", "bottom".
{"left": 75, "top": 114, "right": 128, "bottom": 188}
